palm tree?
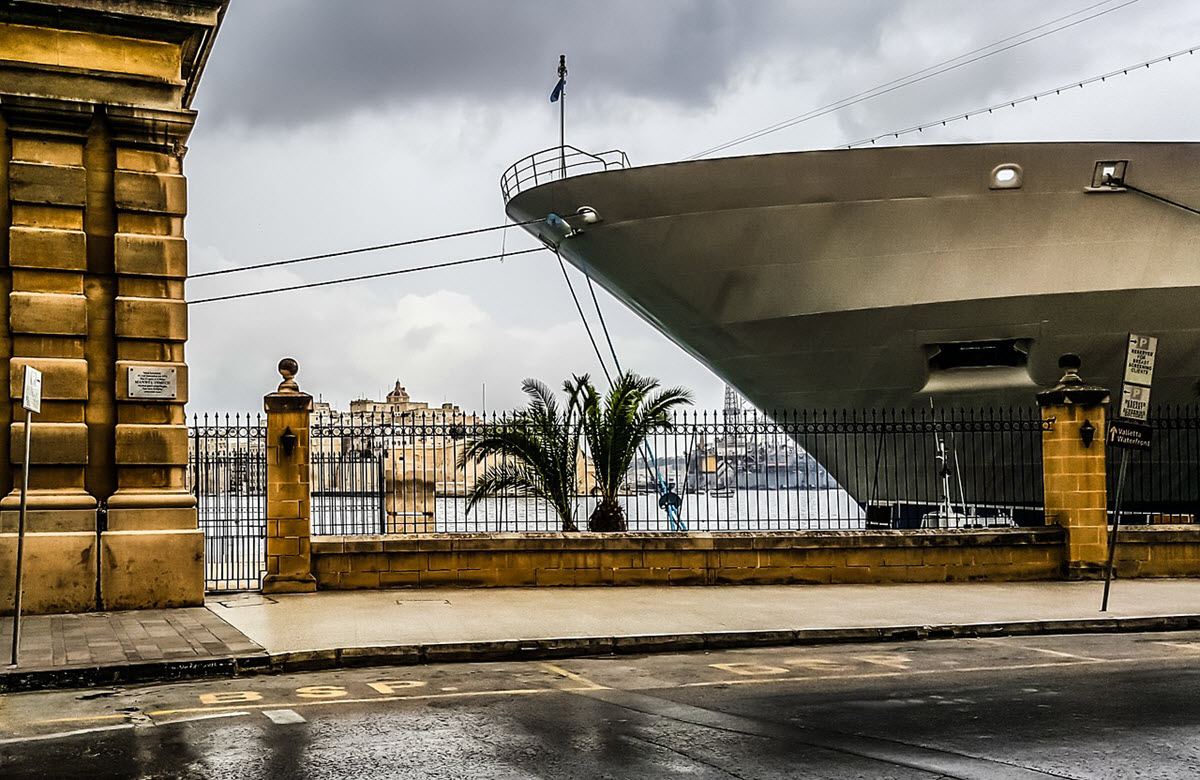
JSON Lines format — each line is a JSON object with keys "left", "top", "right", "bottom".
{"left": 460, "top": 375, "right": 589, "bottom": 531}
{"left": 582, "top": 372, "right": 694, "bottom": 532}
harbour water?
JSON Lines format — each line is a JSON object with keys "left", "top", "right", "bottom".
{"left": 199, "top": 487, "right": 866, "bottom": 537}
{"left": 433, "top": 487, "right": 865, "bottom": 533}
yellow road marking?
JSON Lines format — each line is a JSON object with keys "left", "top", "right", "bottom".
{"left": 21, "top": 687, "right": 557, "bottom": 727}
{"left": 973, "top": 638, "right": 1102, "bottom": 661}
{"left": 681, "top": 659, "right": 1111, "bottom": 688}
{"left": 853, "top": 654, "right": 913, "bottom": 670}
{"left": 540, "top": 663, "right": 609, "bottom": 690}
{"left": 23, "top": 713, "right": 129, "bottom": 726}
{"left": 710, "top": 662, "right": 790, "bottom": 676}
{"left": 781, "top": 659, "right": 853, "bottom": 673}
{"left": 16, "top": 649, "right": 1193, "bottom": 731}
{"left": 147, "top": 687, "right": 555, "bottom": 717}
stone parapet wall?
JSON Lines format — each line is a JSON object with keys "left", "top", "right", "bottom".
{"left": 311, "top": 529, "right": 1067, "bottom": 590}
{"left": 1114, "top": 526, "right": 1200, "bottom": 578}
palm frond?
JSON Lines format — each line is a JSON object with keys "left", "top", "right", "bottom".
{"left": 582, "top": 371, "right": 693, "bottom": 504}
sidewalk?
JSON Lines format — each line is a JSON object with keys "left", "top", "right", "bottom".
{"left": 4, "top": 579, "right": 1200, "bottom": 692}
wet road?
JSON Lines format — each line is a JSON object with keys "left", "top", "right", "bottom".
{"left": 3, "top": 631, "right": 1200, "bottom": 778}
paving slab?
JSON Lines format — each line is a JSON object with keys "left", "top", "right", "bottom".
{"left": 207, "top": 580, "right": 1200, "bottom": 653}
{"left": 0, "top": 607, "right": 267, "bottom": 691}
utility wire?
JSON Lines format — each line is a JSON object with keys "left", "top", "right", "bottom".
{"left": 842, "top": 43, "right": 1200, "bottom": 148}
{"left": 686, "top": 0, "right": 1137, "bottom": 160}
{"left": 188, "top": 247, "right": 545, "bottom": 305}
{"left": 191, "top": 218, "right": 544, "bottom": 279}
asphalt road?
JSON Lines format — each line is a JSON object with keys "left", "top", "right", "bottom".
{"left": 3, "top": 631, "right": 1199, "bottom": 779}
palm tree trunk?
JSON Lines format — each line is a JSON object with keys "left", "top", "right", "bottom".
{"left": 588, "top": 498, "right": 626, "bottom": 532}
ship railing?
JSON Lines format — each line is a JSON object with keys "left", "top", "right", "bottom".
{"left": 501, "top": 145, "right": 630, "bottom": 204}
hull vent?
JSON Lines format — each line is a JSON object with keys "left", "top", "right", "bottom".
{"left": 923, "top": 339, "right": 1034, "bottom": 394}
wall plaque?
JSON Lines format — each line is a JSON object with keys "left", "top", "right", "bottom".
{"left": 128, "top": 366, "right": 177, "bottom": 400}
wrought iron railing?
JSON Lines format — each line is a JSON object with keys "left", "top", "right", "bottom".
{"left": 187, "top": 404, "right": 1200, "bottom": 582}
{"left": 188, "top": 413, "right": 267, "bottom": 591}
{"left": 191, "top": 407, "right": 1056, "bottom": 538}
{"left": 500, "top": 145, "right": 630, "bottom": 203}
{"left": 1108, "top": 405, "right": 1200, "bottom": 524}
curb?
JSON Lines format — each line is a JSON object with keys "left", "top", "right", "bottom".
{"left": 5, "top": 614, "right": 1199, "bottom": 693}
{"left": 0, "top": 653, "right": 271, "bottom": 694}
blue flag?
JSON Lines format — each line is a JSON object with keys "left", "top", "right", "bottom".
{"left": 550, "top": 76, "right": 565, "bottom": 103}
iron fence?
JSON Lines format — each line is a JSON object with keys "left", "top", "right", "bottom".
{"left": 188, "top": 407, "right": 1052, "bottom": 559}
{"left": 1108, "top": 405, "right": 1200, "bottom": 524}
{"left": 297, "top": 406, "right": 1047, "bottom": 534}
{"left": 311, "top": 450, "right": 386, "bottom": 535}
{"left": 187, "top": 404, "right": 1200, "bottom": 590}
{"left": 188, "top": 413, "right": 267, "bottom": 591}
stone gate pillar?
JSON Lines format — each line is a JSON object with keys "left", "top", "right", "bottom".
{"left": 0, "top": 2, "right": 227, "bottom": 614}
{"left": 263, "top": 359, "right": 317, "bottom": 594}
{"left": 1037, "top": 354, "right": 1111, "bottom": 579}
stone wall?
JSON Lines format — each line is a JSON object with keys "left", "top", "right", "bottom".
{"left": 1114, "top": 526, "right": 1200, "bottom": 578}
{"left": 311, "top": 529, "right": 1067, "bottom": 589}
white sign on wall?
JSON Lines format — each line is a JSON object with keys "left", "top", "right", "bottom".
{"left": 128, "top": 366, "right": 178, "bottom": 400}
{"left": 21, "top": 366, "right": 41, "bottom": 414}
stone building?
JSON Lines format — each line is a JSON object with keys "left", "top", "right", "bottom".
{"left": 0, "top": 1, "right": 228, "bottom": 614}
{"left": 348, "top": 380, "right": 466, "bottom": 421}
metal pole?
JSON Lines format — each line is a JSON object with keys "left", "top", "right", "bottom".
{"left": 10, "top": 408, "right": 31, "bottom": 666}
{"left": 558, "top": 54, "right": 567, "bottom": 177}
{"left": 1101, "top": 448, "right": 1131, "bottom": 612}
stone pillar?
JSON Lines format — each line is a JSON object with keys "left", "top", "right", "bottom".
{"left": 0, "top": 1, "right": 226, "bottom": 614}
{"left": 1037, "top": 354, "right": 1110, "bottom": 579}
{"left": 263, "top": 359, "right": 317, "bottom": 594}
{"left": 100, "top": 132, "right": 201, "bottom": 610}
{"left": 0, "top": 115, "right": 100, "bottom": 615}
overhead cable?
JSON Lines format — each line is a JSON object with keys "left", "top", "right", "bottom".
{"left": 191, "top": 218, "right": 544, "bottom": 279}
{"left": 188, "top": 247, "right": 545, "bottom": 305}
{"left": 842, "top": 44, "right": 1199, "bottom": 148}
{"left": 686, "top": 0, "right": 1137, "bottom": 160}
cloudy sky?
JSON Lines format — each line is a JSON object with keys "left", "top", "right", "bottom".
{"left": 182, "top": 0, "right": 1200, "bottom": 415}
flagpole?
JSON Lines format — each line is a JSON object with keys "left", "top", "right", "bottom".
{"left": 558, "top": 54, "right": 567, "bottom": 177}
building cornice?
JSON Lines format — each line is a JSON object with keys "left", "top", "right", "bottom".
{"left": 0, "top": 0, "right": 228, "bottom": 110}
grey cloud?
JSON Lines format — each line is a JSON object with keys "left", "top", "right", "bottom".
{"left": 196, "top": 0, "right": 896, "bottom": 125}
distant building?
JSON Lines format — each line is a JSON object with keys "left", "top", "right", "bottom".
{"left": 348, "top": 381, "right": 465, "bottom": 422}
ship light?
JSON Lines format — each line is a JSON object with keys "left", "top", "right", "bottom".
{"left": 989, "top": 164, "right": 1023, "bottom": 189}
